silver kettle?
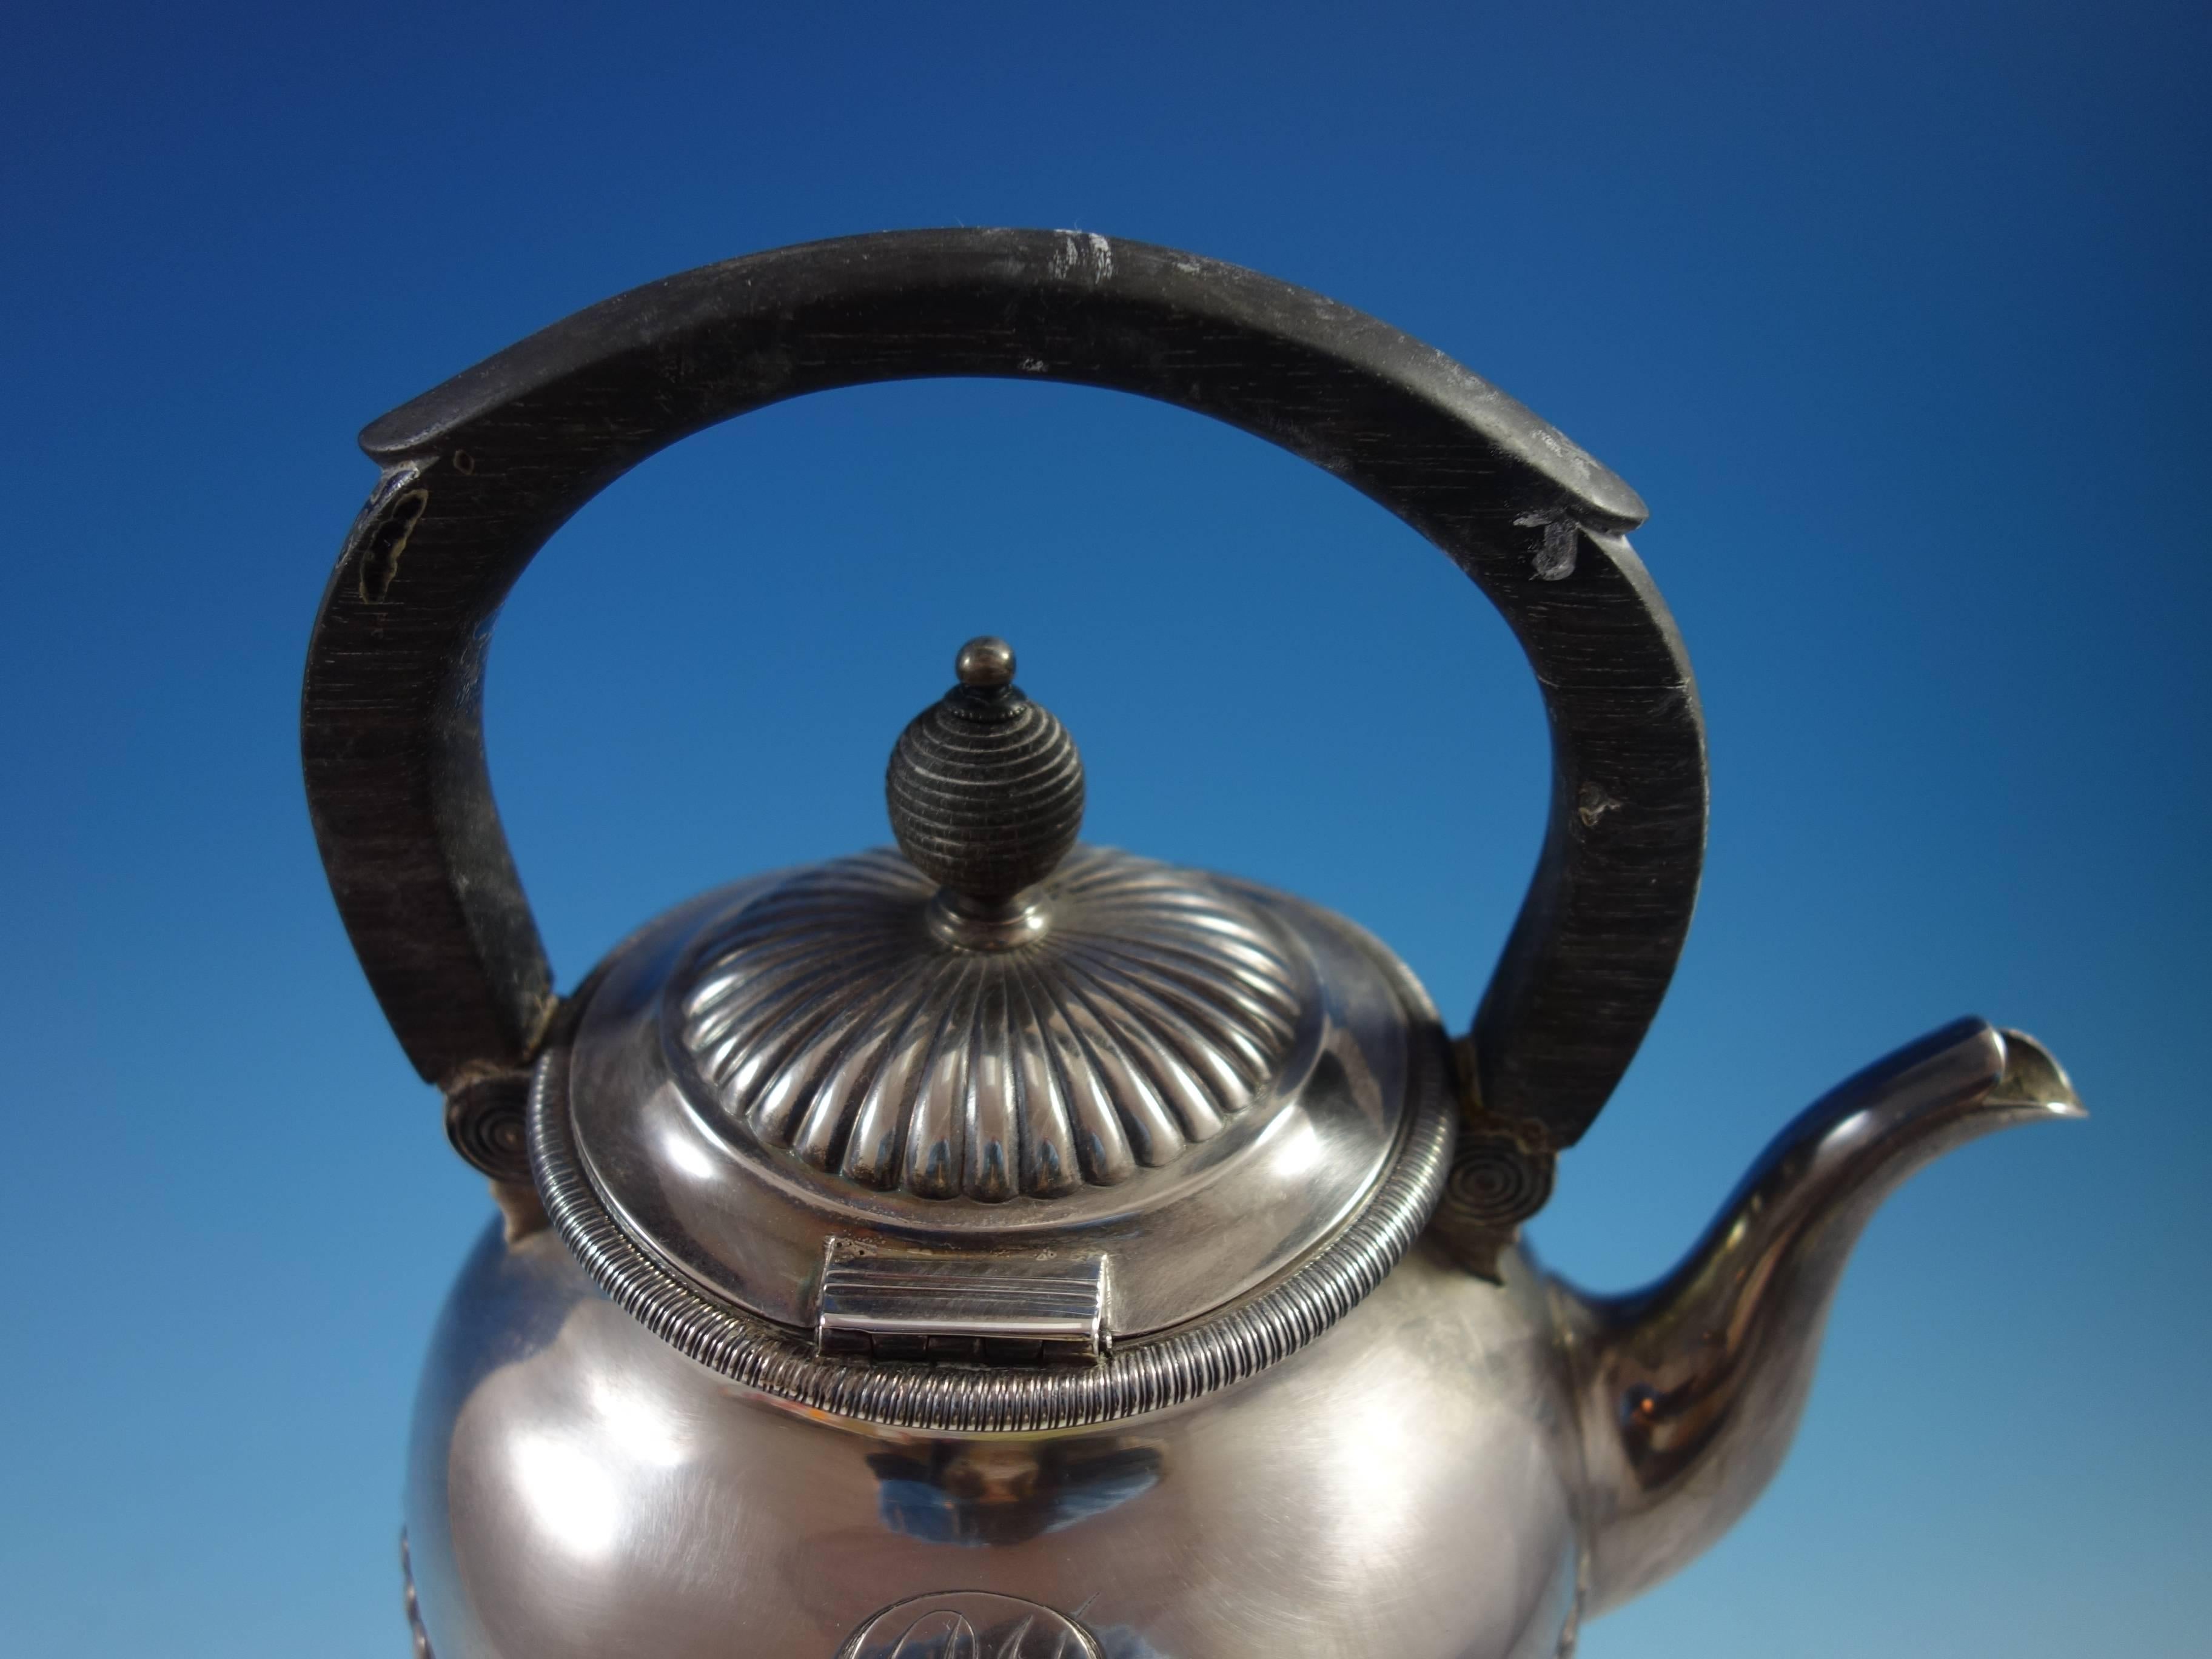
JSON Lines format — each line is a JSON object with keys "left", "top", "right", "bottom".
{"left": 302, "top": 230, "right": 2081, "bottom": 1659}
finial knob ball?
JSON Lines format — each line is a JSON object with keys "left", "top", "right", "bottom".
{"left": 955, "top": 635, "right": 1016, "bottom": 689}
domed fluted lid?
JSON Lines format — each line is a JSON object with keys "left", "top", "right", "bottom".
{"left": 674, "top": 640, "right": 1301, "bottom": 1201}
{"left": 674, "top": 846, "right": 1301, "bottom": 1201}
{"left": 543, "top": 636, "right": 1451, "bottom": 1371}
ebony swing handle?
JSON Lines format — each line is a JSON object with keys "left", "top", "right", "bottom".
{"left": 301, "top": 229, "right": 1706, "bottom": 1150}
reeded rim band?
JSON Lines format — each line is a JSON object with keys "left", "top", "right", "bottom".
{"left": 528, "top": 1041, "right": 1454, "bottom": 1432}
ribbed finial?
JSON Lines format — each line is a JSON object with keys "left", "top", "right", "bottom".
{"left": 887, "top": 637, "right": 1085, "bottom": 908}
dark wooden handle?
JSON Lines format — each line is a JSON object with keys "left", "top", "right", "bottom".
{"left": 301, "top": 229, "right": 1706, "bottom": 1146}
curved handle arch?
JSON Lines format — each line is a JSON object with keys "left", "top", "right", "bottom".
{"left": 302, "top": 229, "right": 1705, "bottom": 1147}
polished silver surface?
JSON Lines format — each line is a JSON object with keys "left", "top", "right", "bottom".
{"left": 815, "top": 1243, "right": 1109, "bottom": 1365}
{"left": 839, "top": 1592, "right": 1102, "bottom": 1658}
{"left": 672, "top": 848, "right": 1302, "bottom": 1199}
{"left": 1557, "top": 1019, "right": 2085, "bottom": 1611}
{"left": 406, "top": 1224, "right": 1583, "bottom": 1659}
{"left": 414, "top": 1014, "right": 2080, "bottom": 1658}
{"left": 533, "top": 1014, "right": 1454, "bottom": 1429}
{"left": 560, "top": 863, "right": 1432, "bottom": 1342}
{"left": 1429, "top": 1105, "right": 1560, "bottom": 1280}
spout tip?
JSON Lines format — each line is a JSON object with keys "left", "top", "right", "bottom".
{"left": 1992, "top": 1027, "right": 2087, "bottom": 1121}
{"left": 1566, "top": 1016, "right": 2085, "bottom": 1614}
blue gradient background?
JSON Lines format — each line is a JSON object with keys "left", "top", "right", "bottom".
{"left": 4, "top": 4, "right": 2205, "bottom": 1654}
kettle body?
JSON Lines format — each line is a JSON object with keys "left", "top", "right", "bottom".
{"left": 398, "top": 945, "right": 2070, "bottom": 1659}
{"left": 404, "top": 1223, "right": 1582, "bottom": 1659}
{"left": 305, "top": 231, "right": 2080, "bottom": 1659}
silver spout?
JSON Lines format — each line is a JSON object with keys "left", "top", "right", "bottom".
{"left": 1557, "top": 1017, "right": 2083, "bottom": 1612}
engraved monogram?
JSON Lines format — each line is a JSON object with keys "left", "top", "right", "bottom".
{"left": 837, "top": 1590, "right": 1102, "bottom": 1659}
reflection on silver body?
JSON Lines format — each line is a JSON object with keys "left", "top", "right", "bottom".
{"left": 1566, "top": 1019, "right": 2084, "bottom": 1612}
{"left": 408, "top": 1220, "right": 1586, "bottom": 1659}
{"left": 407, "top": 954, "right": 2079, "bottom": 1655}
{"left": 561, "top": 855, "right": 1430, "bottom": 1354}
{"left": 396, "top": 649, "right": 2085, "bottom": 1659}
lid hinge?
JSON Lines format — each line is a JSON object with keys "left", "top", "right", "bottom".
{"left": 815, "top": 1242, "right": 1109, "bottom": 1367}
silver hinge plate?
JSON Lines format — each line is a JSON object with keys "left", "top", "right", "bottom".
{"left": 814, "top": 1241, "right": 1110, "bottom": 1367}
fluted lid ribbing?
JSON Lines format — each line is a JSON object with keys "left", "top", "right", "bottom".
{"left": 545, "top": 631, "right": 1446, "bottom": 1366}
